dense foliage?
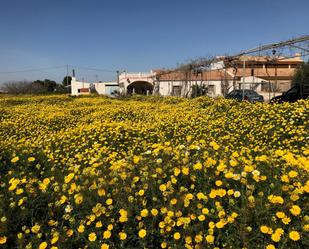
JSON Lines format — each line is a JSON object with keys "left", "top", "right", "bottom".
{"left": 292, "top": 60, "right": 309, "bottom": 88}
{"left": 0, "top": 95, "right": 308, "bottom": 249}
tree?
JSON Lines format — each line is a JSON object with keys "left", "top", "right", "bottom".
{"left": 292, "top": 60, "right": 309, "bottom": 88}
{"left": 33, "top": 79, "right": 57, "bottom": 92}
{"left": 2, "top": 81, "right": 46, "bottom": 94}
{"left": 191, "top": 84, "right": 207, "bottom": 98}
{"left": 62, "top": 76, "right": 72, "bottom": 87}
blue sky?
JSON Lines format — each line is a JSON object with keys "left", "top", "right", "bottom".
{"left": 0, "top": 0, "right": 308, "bottom": 83}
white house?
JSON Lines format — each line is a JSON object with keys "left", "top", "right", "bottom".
{"left": 71, "top": 77, "right": 119, "bottom": 96}
{"left": 118, "top": 69, "right": 233, "bottom": 97}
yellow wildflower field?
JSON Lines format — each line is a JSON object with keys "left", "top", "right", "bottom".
{"left": 0, "top": 95, "right": 308, "bottom": 249}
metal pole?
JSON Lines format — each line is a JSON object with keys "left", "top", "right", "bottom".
{"left": 116, "top": 70, "right": 119, "bottom": 85}
{"left": 269, "top": 81, "right": 271, "bottom": 101}
{"left": 242, "top": 57, "right": 246, "bottom": 100}
{"left": 274, "top": 63, "right": 277, "bottom": 98}
{"left": 66, "top": 64, "right": 69, "bottom": 93}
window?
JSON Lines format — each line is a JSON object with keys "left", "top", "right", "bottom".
{"left": 290, "top": 64, "right": 299, "bottom": 68}
{"left": 172, "top": 86, "right": 181, "bottom": 96}
{"left": 261, "top": 82, "right": 270, "bottom": 92}
{"left": 208, "top": 85, "right": 215, "bottom": 95}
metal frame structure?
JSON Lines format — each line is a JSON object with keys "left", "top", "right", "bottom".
{"left": 154, "top": 35, "right": 309, "bottom": 98}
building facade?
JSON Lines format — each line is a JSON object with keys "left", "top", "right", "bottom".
{"left": 71, "top": 77, "right": 119, "bottom": 96}
{"left": 71, "top": 55, "right": 303, "bottom": 100}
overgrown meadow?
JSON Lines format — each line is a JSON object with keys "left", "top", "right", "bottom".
{"left": 0, "top": 95, "right": 308, "bottom": 249}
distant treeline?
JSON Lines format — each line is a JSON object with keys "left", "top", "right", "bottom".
{"left": 0, "top": 77, "right": 71, "bottom": 94}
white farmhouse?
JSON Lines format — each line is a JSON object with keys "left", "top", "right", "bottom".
{"left": 71, "top": 77, "right": 119, "bottom": 96}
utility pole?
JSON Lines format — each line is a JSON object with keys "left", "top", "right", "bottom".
{"left": 242, "top": 57, "right": 246, "bottom": 100}
{"left": 116, "top": 70, "right": 119, "bottom": 85}
{"left": 66, "top": 64, "right": 69, "bottom": 93}
{"left": 273, "top": 49, "right": 277, "bottom": 98}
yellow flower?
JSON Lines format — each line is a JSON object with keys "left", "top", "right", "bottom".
{"left": 182, "top": 167, "right": 189, "bottom": 175}
{"left": 88, "top": 232, "right": 97, "bottom": 242}
{"left": 119, "top": 216, "right": 128, "bottom": 222}
{"left": 159, "top": 184, "right": 167, "bottom": 191}
{"left": 78, "top": 225, "right": 85, "bottom": 233}
{"left": 133, "top": 155, "right": 140, "bottom": 164}
{"left": 66, "top": 229, "right": 73, "bottom": 237}
{"left": 174, "top": 167, "right": 181, "bottom": 176}
{"left": 195, "top": 234, "right": 203, "bottom": 243}
{"left": 290, "top": 194, "right": 299, "bottom": 201}
{"left": 173, "top": 232, "right": 181, "bottom": 240}
{"left": 64, "top": 173, "right": 74, "bottom": 183}
{"left": 74, "top": 193, "right": 83, "bottom": 204}
{"left": 43, "top": 178, "right": 50, "bottom": 185}
{"left": 39, "top": 242, "right": 48, "bottom": 249}
{"left": 96, "top": 221, "right": 103, "bottom": 228}
{"left": 227, "top": 189, "right": 234, "bottom": 195}
{"left": 151, "top": 208, "right": 158, "bottom": 216}
{"left": 282, "top": 217, "right": 291, "bottom": 224}
{"left": 141, "top": 209, "right": 149, "bottom": 217}
{"left": 138, "top": 229, "right": 147, "bottom": 238}
{"left": 185, "top": 236, "right": 192, "bottom": 244}
{"left": 215, "top": 221, "right": 225, "bottom": 229}
{"left": 276, "top": 212, "right": 285, "bottom": 219}
{"left": 229, "top": 159, "right": 237, "bottom": 167}
{"left": 193, "top": 162, "right": 202, "bottom": 170}
{"left": 27, "top": 157, "right": 35, "bottom": 162}
{"left": 210, "top": 141, "right": 220, "bottom": 150}
{"left": 268, "top": 195, "right": 284, "bottom": 204}
{"left": 103, "top": 230, "right": 111, "bottom": 239}
{"left": 101, "top": 244, "right": 109, "bottom": 249}
{"left": 215, "top": 180, "right": 222, "bottom": 186}
{"left": 271, "top": 233, "right": 281, "bottom": 242}
{"left": 51, "top": 234, "right": 59, "bottom": 244}
{"left": 290, "top": 205, "right": 301, "bottom": 216}
{"left": 98, "top": 188, "right": 106, "bottom": 196}
{"left": 234, "top": 191, "right": 241, "bottom": 198}
{"left": 0, "top": 236, "right": 7, "bottom": 244}
{"left": 119, "top": 209, "right": 127, "bottom": 216}
{"left": 31, "top": 224, "right": 40, "bottom": 234}
{"left": 266, "top": 244, "right": 276, "bottom": 249}
{"left": 196, "top": 192, "right": 206, "bottom": 200}
{"left": 138, "top": 189, "right": 144, "bottom": 196}
{"left": 11, "top": 156, "right": 19, "bottom": 163}
{"left": 198, "top": 215, "right": 205, "bottom": 221}
{"left": 275, "top": 228, "right": 284, "bottom": 235}
{"left": 161, "top": 242, "right": 167, "bottom": 248}
{"left": 205, "top": 235, "right": 214, "bottom": 244}
{"left": 170, "top": 198, "right": 177, "bottom": 205}
{"left": 106, "top": 198, "right": 113, "bottom": 205}
{"left": 288, "top": 170, "right": 298, "bottom": 178}
{"left": 202, "top": 208, "right": 209, "bottom": 215}
{"left": 281, "top": 175, "right": 289, "bottom": 182}
{"left": 289, "top": 231, "right": 300, "bottom": 241}
{"left": 16, "top": 188, "right": 24, "bottom": 195}
{"left": 260, "top": 226, "right": 269, "bottom": 234}
{"left": 119, "top": 232, "right": 127, "bottom": 240}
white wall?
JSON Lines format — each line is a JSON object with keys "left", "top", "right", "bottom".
{"left": 119, "top": 71, "right": 155, "bottom": 95}
{"left": 157, "top": 80, "right": 223, "bottom": 97}
{"left": 117, "top": 70, "right": 232, "bottom": 97}
{"left": 71, "top": 77, "right": 91, "bottom": 95}
{"left": 71, "top": 77, "right": 119, "bottom": 96}
{"left": 93, "top": 82, "right": 118, "bottom": 95}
